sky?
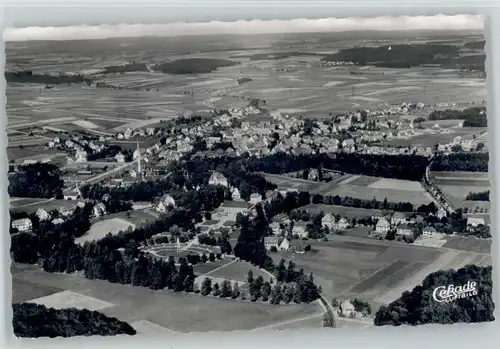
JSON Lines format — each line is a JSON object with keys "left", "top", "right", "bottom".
{"left": 3, "top": 14, "right": 484, "bottom": 42}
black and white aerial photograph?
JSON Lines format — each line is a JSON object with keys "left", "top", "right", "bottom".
{"left": 5, "top": 12, "right": 494, "bottom": 338}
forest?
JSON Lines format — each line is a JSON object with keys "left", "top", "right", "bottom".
{"left": 8, "top": 163, "right": 65, "bottom": 198}
{"left": 154, "top": 58, "right": 238, "bottom": 74}
{"left": 321, "top": 44, "right": 459, "bottom": 68}
{"left": 374, "top": 265, "right": 494, "bottom": 326}
{"left": 13, "top": 302, "right": 136, "bottom": 338}
{"left": 431, "top": 153, "right": 488, "bottom": 172}
{"left": 428, "top": 107, "right": 487, "bottom": 127}
{"left": 5, "top": 70, "right": 92, "bottom": 85}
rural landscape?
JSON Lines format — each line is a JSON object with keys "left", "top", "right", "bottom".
{"left": 7, "top": 18, "right": 494, "bottom": 338}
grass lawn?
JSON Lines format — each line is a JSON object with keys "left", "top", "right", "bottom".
{"left": 205, "top": 260, "right": 272, "bottom": 283}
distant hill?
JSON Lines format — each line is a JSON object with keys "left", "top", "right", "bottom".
{"left": 374, "top": 265, "right": 494, "bottom": 326}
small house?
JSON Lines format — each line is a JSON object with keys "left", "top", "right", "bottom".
{"left": 92, "top": 203, "right": 107, "bottom": 217}
{"left": 422, "top": 226, "right": 438, "bottom": 238}
{"left": 396, "top": 224, "right": 414, "bottom": 239}
{"left": 339, "top": 300, "right": 355, "bottom": 317}
{"left": 375, "top": 217, "right": 390, "bottom": 234}
{"left": 391, "top": 212, "right": 406, "bottom": 226}
{"left": 249, "top": 193, "right": 262, "bottom": 205}
{"left": 35, "top": 208, "right": 51, "bottom": 221}
{"left": 321, "top": 213, "right": 336, "bottom": 229}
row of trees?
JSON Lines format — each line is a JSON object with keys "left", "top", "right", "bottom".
{"left": 431, "top": 153, "right": 489, "bottom": 172}
{"left": 8, "top": 163, "right": 65, "bottom": 198}
{"left": 374, "top": 265, "right": 494, "bottom": 326}
{"left": 465, "top": 190, "right": 490, "bottom": 201}
{"left": 13, "top": 302, "right": 136, "bottom": 338}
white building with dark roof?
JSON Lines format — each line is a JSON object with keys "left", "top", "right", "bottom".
{"left": 35, "top": 208, "right": 51, "bottom": 221}
{"left": 209, "top": 172, "right": 229, "bottom": 187}
{"left": 375, "top": 217, "right": 390, "bottom": 234}
{"left": 12, "top": 218, "right": 32, "bottom": 232}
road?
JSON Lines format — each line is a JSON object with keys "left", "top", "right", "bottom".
{"left": 65, "top": 159, "right": 138, "bottom": 192}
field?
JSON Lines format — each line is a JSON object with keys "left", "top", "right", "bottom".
{"left": 6, "top": 36, "right": 486, "bottom": 139}
{"left": 381, "top": 127, "right": 487, "bottom": 148}
{"left": 12, "top": 263, "right": 323, "bottom": 332}
{"left": 263, "top": 173, "right": 433, "bottom": 206}
{"left": 75, "top": 218, "right": 136, "bottom": 245}
{"left": 270, "top": 234, "right": 491, "bottom": 310}
{"left": 10, "top": 198, "right": 77, "bottom": 213}
{"left": 198, "top": 259, "right": 273, "bottom": 283}
{"left": 317, "top": 175, "right": 433, "bottom": 206}
{"left": 431, "top": 171, "right": 490, "bottom": 210}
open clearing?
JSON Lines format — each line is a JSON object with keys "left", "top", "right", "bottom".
{"left": 27, "top": 290, "right": 115, "bottom": 311}
{"left": 76, "top": 218, "right": 136, "bottom": 244}
{"left": 12, "top": 264, "right": 323, "bottom": 332}
{"left": 202, "top": 260, "right": 272, "bottom": 283}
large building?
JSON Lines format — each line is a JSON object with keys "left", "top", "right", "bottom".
{"left": 219, "top": 200, "right": 248, "bottom": 219}
{"left": 12, "top": 218, "right": 33, "bottom": 232}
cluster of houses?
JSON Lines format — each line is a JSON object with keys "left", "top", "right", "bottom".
{"left": 46, "top": 135, "right": 106, "bottom": 163}
{"left": 10, "top": 199, "right": 111, "bottom": 233}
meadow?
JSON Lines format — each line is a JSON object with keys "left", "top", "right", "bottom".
{"left": 430, "top": 170, "right": 490, "bottom": 210}
{"left": 12, "top": 263, "right": 323, "bottom": 333}
{"left": 270, "top": 234, "right": 491, "bottom": 310}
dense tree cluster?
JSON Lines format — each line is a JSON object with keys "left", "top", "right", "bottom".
{"left": 428, "top": 107, "right": 487, "bottom": 127}
{"left": 10, "top": 204, "right": 93, "bottom": 263}
{"left": 234, "top": 204, "right": 271, "bottom": 267}
{"left": 5, "top": 70, "right": 93, "bottom": 85}
{"left": 270, "top": 259, "right": 321, "bottom": 303}
{"left": 431, "top": 153, "right": 488, "bottom": 172}
{"left": 312, "top": 193, "right": 416, "bottom": 213}
{"left": 374, "top": 265, "right": 494, "bottom": 326}
{"left": 101, "top": 62, "right": 148, "bottom": 74}
{"left": 246, "top": 153, "right": 428, "bottom": 181}
{"left": 154, "top": 58, "right": 238, "bottom": 74}
{"left": 13, "top": 302, "right": 136, "bottom": 338}
{"left": 321, "top": 44, "right": 459, "bottom": 68}
{"left": 465, "top": 190, "right": 490, "bottom": 201}
{"left": 8, "top": 163, "right": 65, "bottom": 198}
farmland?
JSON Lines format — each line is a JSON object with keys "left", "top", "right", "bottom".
{"left": 6, "top": 35, "right": 487, "bottom": 138}
{"left": 269, "top": 234, "right": 491, "bottom": 310}
{"left": 263, "top": 173, "right": 433, "bottom": 206}
{"left": 430, "top": 170, "right": 490, "bottom": 211}
{"left": 12, "top": 263, "right": 323, "bottom": 332}
{"left": 316, "top": 175, "right": 433, "bottom": 206}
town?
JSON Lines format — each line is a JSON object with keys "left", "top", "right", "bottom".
{"left": 7, "top": 27, "right": 493, "bottom": 337}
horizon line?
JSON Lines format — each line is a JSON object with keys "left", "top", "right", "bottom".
{"left": 3, "top": 15, "right": 485, "bottom": 42}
